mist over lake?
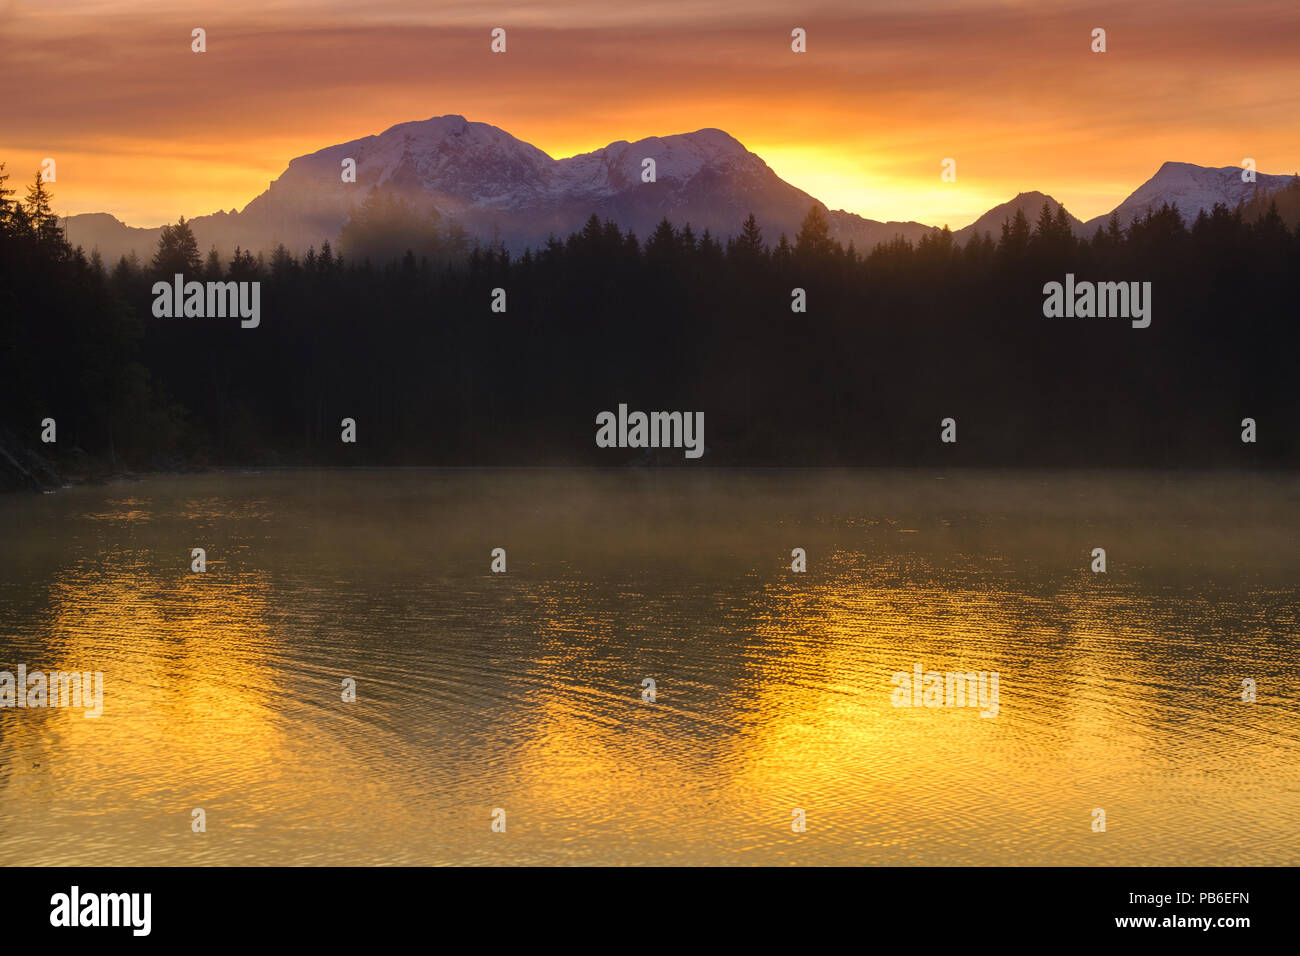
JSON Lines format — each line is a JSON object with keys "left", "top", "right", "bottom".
{"left": 1, "top": 468, "right": 1296, "bottom": 866}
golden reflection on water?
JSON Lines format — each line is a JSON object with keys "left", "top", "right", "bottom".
{"left": 0, "top": 470, "right": 1297, "bottom": 865}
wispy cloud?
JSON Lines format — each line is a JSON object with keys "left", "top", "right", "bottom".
{"left": 3, "top": 0, "right": 1297, "bottom": 225}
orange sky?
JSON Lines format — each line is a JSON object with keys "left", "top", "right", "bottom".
{"left": 2, "top": 0, "right": 1298, "bottom": 229}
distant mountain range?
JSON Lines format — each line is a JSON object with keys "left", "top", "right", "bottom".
{"left": 62, "top": 115, "right": 1297, "bottom": 263}
{"left": 1079, "top": 161, "right": 1295, "bottom": 233}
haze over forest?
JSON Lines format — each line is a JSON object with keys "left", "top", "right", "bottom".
{"left": 56, "top": 116, "right": 1300, "bottom": 265}
{"left": 3, "top": 149, "right": 1299, "bottom": 488}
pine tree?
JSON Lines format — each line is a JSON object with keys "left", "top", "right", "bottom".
{"left": 795, "top": 204, "right": 835, "bottom": 259}
{"left": 646, "top": 218, "right": 679, "bottom": 264}
{"left": 1034, "top": 200, "right": 1056, "bottom": 238}
{"left": 999, "top": 208, "right": 1031, "bottom": 257}
{"left": 1052, "top": 204, "right": 1076, "bottom": 248}
{"left": 24, "top": 172, "right": 63, "bottom": 248}
{"left": 204, "top": 246, "right": 223, "bottom": 280}
{"left": 0, "top": 161, "right": 14, "bottom": 231}
{"left": 151, "top": 216, "right": 202, "bottom": 274}
{"left": 1106, "top": 211, "right": 1123, "bottom": 245}
{"left": 698, "top": 228, "right": 723, "bottom": 264}
{"left": 773, "top": 233, "right": 793, "bottom": 266}
{"left": 731, "top": 213, "right": 765, "bottom": 259}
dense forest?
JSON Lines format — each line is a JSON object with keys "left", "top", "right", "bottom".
{"left": 3, "top": 158, "right": 1300, "bottom": 487}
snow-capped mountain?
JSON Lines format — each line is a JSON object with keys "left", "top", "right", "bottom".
{"left": 1080, "top": 161, "right": 1296, "bottom": 232}
{"left": 64, "top": 115, "right": 935, "bottom": 261}
{"left": 60, "top": 117, "right": 1297, "bottom": 263}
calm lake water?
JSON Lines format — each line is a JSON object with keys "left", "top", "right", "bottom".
{"left": 0, "top": 468, "right": 1297, "bottom": 866}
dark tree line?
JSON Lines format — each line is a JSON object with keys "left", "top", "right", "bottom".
{"left": 3, "top": 159, "right": 1300, "bottom": 480}
{"left": 0, "top": 164, "right": 183, "bottom": 484}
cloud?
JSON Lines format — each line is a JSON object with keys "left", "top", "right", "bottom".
{"left": 3, "top": 0, "right": 1297, "bottom": 225}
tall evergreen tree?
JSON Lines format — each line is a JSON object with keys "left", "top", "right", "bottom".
{"left": 24, "top": 172, "right": 63, "bottom": 248}
{"left": 731, "top": 213, "right": 766, "bottom": 258}
{"left": 151, "top": 216, "right": 202, "bottom": 274}
{"left": 203, "top": 246, "right": 224, "bottom": 280}
{"left": 0, "top": 161, "right": 14, "bottom": 231}
{"left": 795, "top": 204, "right": 835, "bottom": 259}
{"left": 998, "top": 208, "right": 1031, "bottom": 257}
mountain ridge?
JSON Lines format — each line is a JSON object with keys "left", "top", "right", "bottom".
{"left": 952, "top": 191, "right": 1085, "bottom": 243}
{"left": 60, "top": 115, "right": 1296, "bottom": 263}
{"left": 1080, "top": 161, "right": 1295, "bottom": 233}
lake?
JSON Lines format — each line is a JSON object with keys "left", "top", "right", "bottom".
{"left": 0, "top": 468, "right": 1297, "bottom": 865}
